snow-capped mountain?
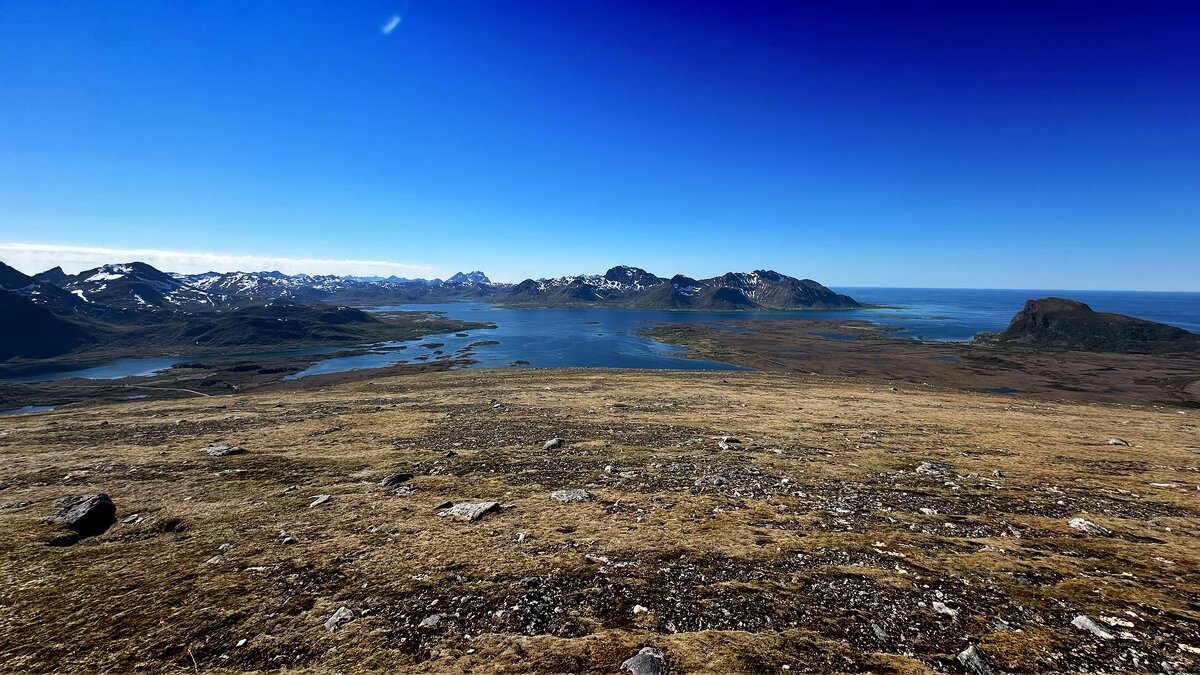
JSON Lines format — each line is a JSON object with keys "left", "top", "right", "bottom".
{"left": 447, "top": 271, "right": 491, "bottom": 285}
{"left": 7, "top": 259, "right": 857, "bottom": 313}
{"left": 509, "top": 266, "right": 859, "bottom": 310}
{"left": 59, "top": 263, "right": 217, "bottom": 309}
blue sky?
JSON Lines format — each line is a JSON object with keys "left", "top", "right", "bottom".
{"left": 1, "top": 1, "right": 1197, "bottom": 289}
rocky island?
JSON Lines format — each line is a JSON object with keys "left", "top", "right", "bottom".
{"left": 983, "top": 297, "right": 1200, "bottom": 353}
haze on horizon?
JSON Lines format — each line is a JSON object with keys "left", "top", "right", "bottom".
{"left": 1, "top": 2, "right": 1197, "bottom": 291}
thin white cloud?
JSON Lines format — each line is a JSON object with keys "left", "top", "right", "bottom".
{"left": 0, "top": 243, "right": 444, "bottom": 278}
{"left": 382, "top": 14, "right": 401, "bottom": 34}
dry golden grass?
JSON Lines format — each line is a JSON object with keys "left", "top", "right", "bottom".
{"left": 1, "top": 369, "right": 1198, "bottom": 673}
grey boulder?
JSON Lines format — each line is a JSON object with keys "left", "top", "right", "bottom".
{"left": 956, "top": 645, "right": 996, "bottom": 675}
{"left": 201, "top": 443, "right": 245, "bottom": 457}
{"left": 621, "top": 647, "right": 666, "bottom": 675}
{"left": 46, "top": 493, "right": 116, "bottom": 538}
{"left": 380, "top": 472, "right": 413, "bottom": 487}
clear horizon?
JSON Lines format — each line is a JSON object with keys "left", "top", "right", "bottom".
{"left": 2, "top": 241, "right": 1198, "bottom": 294}
{"left": 2, "top": 2, "right": 1198, "bottom": 291}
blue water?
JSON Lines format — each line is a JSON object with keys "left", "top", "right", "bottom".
{"left": 9, "top": 345, "right": 348, "bottom": 383}
{"left": 287, "top": 305, "right": 745, "bottom": 378}
{"left": 8, "top": 288, "right": 1198, "bottom": 381}
{"left": 840, "top": 287, "right": 1200, "bottom": 340}
{"left": 0, "top": 404, "right": 65, "bottom": 416}
{"left": 287, "top": 289, "right": 1200, "bottom": 377}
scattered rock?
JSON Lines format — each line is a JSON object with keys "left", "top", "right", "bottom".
{"left": 932, "top": 601, "right": 959, "bottom": 618}
{"left": 915, "top": 461, "right": 954, "bottom": 477}
{"left": 380, "top": 472, "right": 413, "bottom": 487}
{"left": 543, "top": 437, "right": 564, "bottom": 450}
{"left": 1068, "top": 517, "right": 1113, "bottom": 536}
{"left": 324, "top": 606, "right": 354, "bottom": 632}
{"left": 621, "top": 647, "right": 666, "bottom": 675}
{"left": 694, "top": 475, "right": 727, "bottom": 487}
{"left": 309, "top": 494, "right": 331, "bottom": 508}
{"left": 45, "top": 493, "right": 116, "bottom": 538}
{"left": 439, "top": 501, "right": 500, "bottom": 522}
{"left": 550, "top": 489, "right": 593, "bottom": 502}
{"left": 1107, "top": 437, "right": 1130, "bottom": 446}
{"left": 1072, "top": 614, "right": 1115, "bottom": 640}
{"left": 957, "top": 645, "right": 996, "bottom": 675}
{"left": 200, "top": 443, "right": 245, "bottom": 457}
{"left": 419, "top": 614, "right": 440, "bottom": 628}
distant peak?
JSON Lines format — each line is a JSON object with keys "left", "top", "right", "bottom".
{"left": 448, "top": 271, "right": 490, "bottom": 284}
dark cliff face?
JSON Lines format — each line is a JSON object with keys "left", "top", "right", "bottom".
{"left": 998, "top": 297, "right": 1199, "bottom": 353}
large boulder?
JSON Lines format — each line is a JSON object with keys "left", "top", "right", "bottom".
{"left": 46, "top": 493, "right": 117, "bottom": 538}
{"left": 622, "top": 647, "right": 666, "bottom": 675}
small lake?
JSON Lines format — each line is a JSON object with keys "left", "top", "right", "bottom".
{"left": 0, "top": 404, "right": 65, "bottom": 417}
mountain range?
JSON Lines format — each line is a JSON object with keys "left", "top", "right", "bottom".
{"left": 0, "top": 261, "right": 860, "bottom": 313}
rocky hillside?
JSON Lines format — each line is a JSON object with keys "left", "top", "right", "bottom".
{"left": 997, "top": 297, "right": 1200, "bottom": 353}
{"left": 3, "top": 369, "right": 1197, "bottom": 673}
{"left": 0, "top": 290, "right": 95, "bottom": 360}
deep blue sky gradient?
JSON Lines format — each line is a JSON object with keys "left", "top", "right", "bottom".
{"left": 1, "top": 1, "right": 1197, "bottom": 288}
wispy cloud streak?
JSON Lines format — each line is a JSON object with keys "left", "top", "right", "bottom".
{"left": 0, "top": 243, "right": 443, "bottom": 278}
{"left": 382, "top": 14, "right": 401, "bottom": 34}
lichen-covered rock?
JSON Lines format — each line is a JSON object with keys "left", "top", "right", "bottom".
{"left": 1072, "top": 614, "right": 1115, "bottom": 639}
{"left": 439, "top": 501, "right": 500, "bottom": 521}
{"left": 550, "top": 489, "right": 592, "bottom": 502}
{"left": 201, "top": 443, "right": 245, "bottom": 457}
{"left": 1068, "top": 517, "right": 1112, "bottom": 536}
{"left": 324, "top": 606, "right": 354, "bottom": 632}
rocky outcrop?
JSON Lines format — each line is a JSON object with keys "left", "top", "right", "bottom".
{"left": 994, "top": 297, "right": 1199, "bottom": 353}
